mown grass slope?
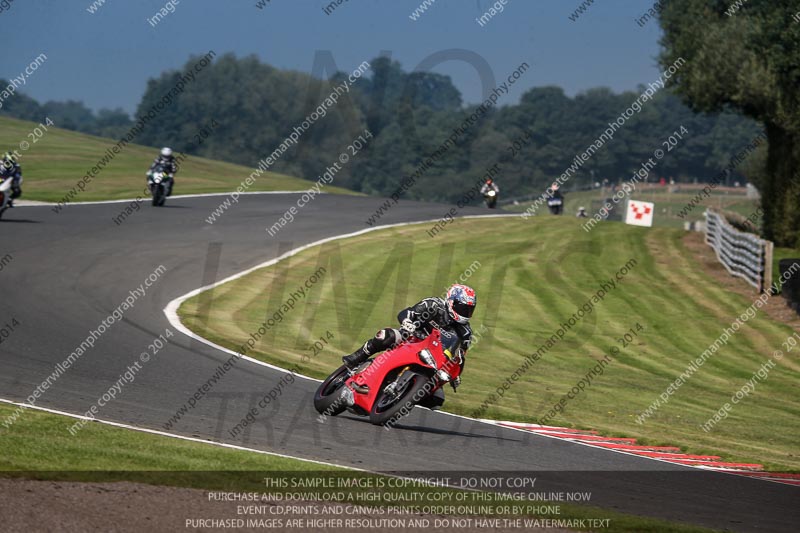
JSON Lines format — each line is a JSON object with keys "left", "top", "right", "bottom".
{"left": 0, "top": 116, "right": 355, "bottom": 202}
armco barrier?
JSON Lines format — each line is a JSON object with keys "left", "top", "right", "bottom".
{"left": 704, "top": 208, "right": 773, "bottom": 293}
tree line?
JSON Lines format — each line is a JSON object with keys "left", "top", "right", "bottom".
{"left": 0, "top": 51, "right": 764, "bottom": 209}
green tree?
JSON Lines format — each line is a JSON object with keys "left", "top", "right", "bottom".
{"left": 659, "top": 0, "right": 800, "bottom": 245}
{"left": 0, "top": 81, "right": 42, "bottom": 121}
{"left": 92, "top": 108, "right": 134, "bottom": 139}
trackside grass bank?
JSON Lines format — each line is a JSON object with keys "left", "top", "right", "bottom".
{"left": 504, "top": 186, "right": 759, "bottom": 229}
{"left": 179, "top": 217, "right": 800, "bottom": 471}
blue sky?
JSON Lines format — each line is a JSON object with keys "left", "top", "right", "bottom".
{"left": 1, "top": 0, "right": 664, "bottom": 113}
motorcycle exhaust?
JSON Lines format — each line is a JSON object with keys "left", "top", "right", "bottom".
{"left": 351, "top": 383, "right": 369, "bottom": 395}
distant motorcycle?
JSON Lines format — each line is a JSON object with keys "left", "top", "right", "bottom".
{"left": 0, "top": 177, "right": 13, "bottom": 219}
{"left": 547, "top": 195, "right": 563, "bottom": 215}
{"left": 314, "top": 328, "right": 462, "bottom": 426}
{"left": 147, "top": 165, "right": 173, "bottom": 207}
{"left": 484, "top": 189, "right": 498, "bottom": 209}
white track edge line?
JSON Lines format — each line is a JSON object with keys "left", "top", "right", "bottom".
{"left": 21, "top": 191, "right": 324, "bottom": 208}
{"left": 3, "top": 397, "right": 791, "bottom": 487}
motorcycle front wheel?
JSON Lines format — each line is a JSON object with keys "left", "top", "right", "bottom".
{"left": 369, "top": 371, "right": 432, "bottom": 426}
{"left": 152, "top": 185, "right": 165, "bottom": 207}
{"left": 313, "top": 365, "right": 350, "bottom": 416}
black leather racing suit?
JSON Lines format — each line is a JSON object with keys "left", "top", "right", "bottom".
{"left": 343, "top": 297, "right": 472, "bottom": 408}
{"left": 148, "top": 155, "right": 178, "bottom": 175}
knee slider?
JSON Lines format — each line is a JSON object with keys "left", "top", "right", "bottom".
{"left": 377, "top": 328, "right": 400, "bottom": 349}
{"left": 366, "top": 328, "right": 397, "bottom": 353}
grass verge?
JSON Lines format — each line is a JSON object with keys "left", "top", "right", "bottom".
{"left": 503, "top": 186, "right": 758, "bottom": 229}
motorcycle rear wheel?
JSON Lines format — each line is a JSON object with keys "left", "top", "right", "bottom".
{"left": 369, "top": 372, "right": 431, "bottom": 426}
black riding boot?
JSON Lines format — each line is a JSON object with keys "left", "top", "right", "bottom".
{"left": 9, "top": 186, "right": 21, "bottom": 207}
{"left": 342, "top": 346, "right": 369, "bottom": 370}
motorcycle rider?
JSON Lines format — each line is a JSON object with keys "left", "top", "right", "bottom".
{"left": 1, "top": 152, "right": 23, "bottom": 207}
{"left": 547, "top": 183, "right": 564, "bottom": 215}
{"left": 342, "top": 284, "right": 477, "bottom": 392}
{"left": 480, "top": 178, "right": 499, "bottom": 208}
{"left": 147, "top": 147, "right": 178, "bottom": 196}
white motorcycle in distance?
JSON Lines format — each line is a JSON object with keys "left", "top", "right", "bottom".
{"left": 147, "top": 165, "right": 173, "bottom": 207}
{"left": 0, "top": 177, "right": 13, "bottom": 219}
{"left": 484, "top": 189, "right": 498, "bottom": 208}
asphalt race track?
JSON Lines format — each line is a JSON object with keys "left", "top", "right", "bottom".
{"left": 1, "top": 193, "right": 797, "bottom": 532}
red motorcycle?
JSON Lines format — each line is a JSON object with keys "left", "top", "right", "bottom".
{"left": 314, "top": 328, "right": 463, "bottom": 426}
